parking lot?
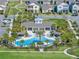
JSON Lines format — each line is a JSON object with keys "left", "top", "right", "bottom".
{"left": 0, "top": 15, "right": 8, "bottom": 37}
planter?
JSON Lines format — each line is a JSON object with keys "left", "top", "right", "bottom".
{"left": 39, "top": 48, "right": 44, "bottom": 52}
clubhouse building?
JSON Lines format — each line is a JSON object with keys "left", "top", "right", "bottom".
{"left": 22, "top": 17, "right": 53, "bottom": 31}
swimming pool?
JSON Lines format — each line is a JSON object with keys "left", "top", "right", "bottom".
{"left": 14, "top": 36, "right": 55, "bottom": 47}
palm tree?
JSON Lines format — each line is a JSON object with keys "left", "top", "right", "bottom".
{"left": 37, "top": 31, "right": 43, "bottom": 40}
{"left": 50, "top": 31, "right": 54, "bottom": 37}
{"left": 0, "top": 37, "right": 3, "bottom": 45}
{"left": 77, "top": 39, "right": 79, "bottom": 46}
{"left": 25, "top": 31, "right": 28, "bottom": 37}
{"left": 53, "top": 38, "right": 59, "bottom": 48}
{"left": 20, "top": 39, "right": 24, "bottom": 47}
{"left": 8, "top": 37, "right": 15, "bottom": 43}
{"left": 3, "top": 33, "right": 9, "bottom": 39}
{"left": 12, "top": 32, "right": 18, "bottom": 38}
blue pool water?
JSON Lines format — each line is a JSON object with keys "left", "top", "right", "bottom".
{"left": 15, "top": 36, "right": 54, "bottom": 47}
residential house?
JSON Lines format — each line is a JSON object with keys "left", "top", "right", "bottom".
{"left": 41, "top": 4, "right": 52, "bottom": 13}
{"left": 0, "top": 0, "right": 8, "bottom": 14}
{"left": 72, "top": 4, "right": 79, "bottom": 14}
{"left": 27, "top": 3, "right": 40, "bottom": 13}
{"left": 0, "top": 0, "right": 8, "bottom": 5}
{"left": 57, "top": 3, "right": 69, "bottom": 14}
{"left": 25, "top": 0, "right": 75, "bottom": 13}
{"left": 75, "top": 0, "right": 79, "bottom": 5}
{"left": 25, "top": 0, "right": 54, "bottom": 13}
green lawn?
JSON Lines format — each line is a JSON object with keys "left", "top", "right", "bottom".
{"left": 0, "top": 52, "right": 72, "bottom": 59}
{"left": 68, "top": 48, "right": 79, "bottom": 57}
{"left": 45, "top": 19, "right": 76, "bottom": 45}
{"left": 74, "top": 48, "right": 79, "bottom": 57}
{"left": 5, "top": 1, "right": 19, "bottom": 15}
{"left": 8, "top": 8, "right": 18, "bottom": 15}
{"left": 7, "top": 1, "right": 20, "bottom": 7}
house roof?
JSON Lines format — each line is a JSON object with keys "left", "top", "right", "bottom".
{"left": 28, "top": 3, "right": 37, "bottom": 6}
{"left": 22, "top": 21, "right": 52, "bottom": 28}
{"left": 72, "top": 4, "right": 79, "bottom": 10}
{"left": 73, "top": 4, "right": 79, "bottom": 7}
{"left": 42, "top": 4, "right": 52, "bottom": 10}
{"left": 0, "top": 5, "right": 6, "bottom": 10}
{"left": 25, "top": 0, "right": 52, "bottom": 2}
{"left": 35, "top": 17, "right": 43, "bottom": 21}
{"left": 61, "top": 3, "right": 68, "bottom": 5}
{"left": 0, "top": 0, "right": 7, "bottom": 5}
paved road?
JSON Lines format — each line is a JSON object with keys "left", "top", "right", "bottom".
{"left": 0, "top": 15, "right": 7, "bottom": 37}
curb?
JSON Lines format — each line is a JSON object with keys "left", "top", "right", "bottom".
{"left": 64, "top": 48, "right": 79, "bottom": 58}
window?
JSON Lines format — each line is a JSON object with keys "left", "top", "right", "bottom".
{"left": 50, "top": 0, "right": 53, "bottom": 5}
{"left": 28, "top": 1, "right": 30, "bottom": 4}
{"left": 37, "top": 1, "right": 40, "bottom": 4}
{"left": 41, "top": 1, "right": 43, "bottom": 4}
{"left": 25, "top": 1, "right": 30, "bottom": 4}
{"left": 35, "top": 6, "right": 37, "bottom": 8}
{"left": 28, "top": 28, "right": 32, "bottom": 30}
{"left": 45, "top": 27, "right": 50, "bottom": 30}
{"left": 76, "top": 0, "right": 78, "bottom": 1}
{"left": 54, "top": 1, "right": 57, "bottom": 5}
{"left": 28, "top": 6, "right": 33, "bottom": 8}
{"left": 51, "top": 27, "right": 54, "bottom": 30}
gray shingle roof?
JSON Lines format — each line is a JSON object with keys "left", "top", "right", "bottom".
{"left": 42, "top": 4, "right": 52, "bottom": 10}
{"left": 0, "top": 0, "right": 7, "bottom": 5}
{"left": 22, "top": 21, "right": 52, "bottom": 28}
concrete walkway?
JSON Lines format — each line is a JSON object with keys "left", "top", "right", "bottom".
{"left": 67, "top": 19, "right": 79, "bottom": 39}
{"left": 0, "top": 50, "right": 63, "bottom": 53}
{"left": 9, "top": 18, "right": 13, "bottom": 37}
{"left": 8, "top": 2, "right": 23, "bottom": 37}
{"left": 64, "top": 48, "right": 79, "bottom": 58}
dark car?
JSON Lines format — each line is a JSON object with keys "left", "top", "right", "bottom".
{"left": 72, "top": 13, "right": 78, "bottom": 16}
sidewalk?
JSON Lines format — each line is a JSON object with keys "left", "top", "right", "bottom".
{"left": 64, "top": 48, "right": 79, "bottom": 58}
{"left": 67, "top": 20, "right": 79, "bottom": 40}
{"left": 0, "top": 51, "right": 63, "bottom": 53}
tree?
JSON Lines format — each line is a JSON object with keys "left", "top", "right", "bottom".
{"left": 37, "top": 31, "right": 43, "bottom": 40}
{"left": 25, "top": 31, "right": 28, "bottom": 36}
{"left": 8, "top": 37, "right": 15, "bottom": 43}
{"left": 53, "top": 38, "right": 59, "bottom": 49}
{"left": 20, "top": 39, "right": 24, "bottom": 47}
{"left": 77, "top": 39, "right": 79, "bottom": 46}
{"left": 0, "top": 37, "right": 3, "bottom": 45}
{"left": 50, "top": 31, "right": 54, "bottom": 37}
{"left": 3, "top": 33, "right": 9, "bottom": 39}
{"left": 37, "top": 31, "right": 43, "bottom": 36}
{"left": 12, "top": 32, "right": 18, "bottom": 38}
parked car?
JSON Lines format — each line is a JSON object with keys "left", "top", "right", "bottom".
{"left": 72, "top": 13, "right": 78, "bottom": 16}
